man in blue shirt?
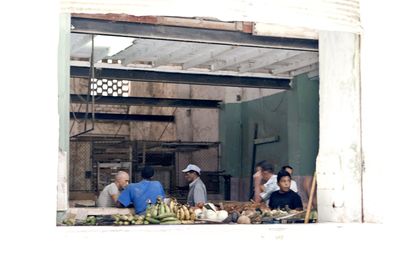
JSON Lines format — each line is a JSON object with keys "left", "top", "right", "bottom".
{"left": 117, "top": 166, "right": 165, "bottom": 214}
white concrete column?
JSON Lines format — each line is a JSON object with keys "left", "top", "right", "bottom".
{"left": 57, "top": 13, "right": 71, "bottom": 211}
{"left": 317, "top": 31, "right": 362, "bottom": 222}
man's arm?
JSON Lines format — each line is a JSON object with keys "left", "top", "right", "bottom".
{"left": 109, "top": 184, "right": 120, "bottom": 205}
{"left": 253, "top": 170, "right": 262, "bottom": 203}
{"left": 111, "top": 194, "right": 119, "bottom": 203}
{"left": 117, "top": 187, "right": 131, "bottom": 208}
{"left": 262, "top": 182, "right": 279, "bottom": 202}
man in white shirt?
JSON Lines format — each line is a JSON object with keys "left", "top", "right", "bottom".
{"left": 253, "top": 161, "right": 297, "bottom": 203}
{"left": 97, "top": 171, "right": 130, "bottom": 207}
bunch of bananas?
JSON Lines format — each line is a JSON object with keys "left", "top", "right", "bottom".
{"left": 112, "top": 214, "right": 138, "bottom": 225}
{"left": 111, "top": 197, "right": 198, "bottom": 225}
{"left": 169, "top": 198, "right": 196, "bottom": 224}
{"left": 144, "top": 196, "right": 181, "bottom": 224}
{"left": 85, "top": 215, "right": 96, "bottom": 225}
{"left": 62, "top": 218, "right": 76, "bottom": 226}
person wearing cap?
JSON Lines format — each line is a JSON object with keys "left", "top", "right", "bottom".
{"left": 117, "top": 166, "right": 165, "bottom": 214}
{"left": 182, "top": 164, "right": 207, "bottom": 207}
{"left": 96, "top": 171, "right": 130, "bottom": 207}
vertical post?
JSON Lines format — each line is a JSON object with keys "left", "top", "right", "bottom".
{"left": 142, "top": 141, "right": 146, "bottom": 165}
{"left": 57, "top": 13, "right": 70, "bottom": 211}
{"left": 248, "top": 123, "right": 258, "bottom": 200}
{"left": 129, "top": 142, "right": 133, "bottom": 183}
{"left": 304, "top": 172, "right": 317, "bottom": 223}
{"left": 133, "top": 140, "right": 138, "bottom": 182}
{"left": 317, "top": 31, "right": 362, "bottom": 222}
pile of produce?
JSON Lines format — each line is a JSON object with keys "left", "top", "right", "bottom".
{"left": 218, "top": 201, "right": 270, "bottom": 215}
{"left": 85, "top": 215, "right": 97, "bottom": 225}
{"left": 113, "top": 214, "right": 138, "bottom": 225}
{"left": 308, "top": 210, "right": 318, "bottom": 221}
{"left": 215, "top": 201, "right": 267, "bottom": 224}
{"left": 111, "top": 197, "right": 198, "bottom": 225}
{"left": 60, "top": 199, "right": 317, "bottom": 226}
{"left": 143, "top": 197, "right": 196, "bottom": 224}
{"left": 62, "top": 218, "right": 76, "bottom": 226}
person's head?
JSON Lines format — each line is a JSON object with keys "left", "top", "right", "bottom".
{"left": 115, "top": 171, "right": 130, "bottom": 190}
{"left": 255, "top": 160, "right": 274, "bottom": 179}
{"left": 182, "top": 164, "right": 201, "bottom": 183}
{"left": 141, "top": 165, "right": 155, "bottom": 180}
{"left": 277, "top": 170, "right": 292, "bottom": 192}
{"left": 281, "top": 165, "right": 293, "bottom": 176}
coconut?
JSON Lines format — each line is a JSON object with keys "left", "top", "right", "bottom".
{"left": 237, "top": 215, "right": 251, "bottom": 224}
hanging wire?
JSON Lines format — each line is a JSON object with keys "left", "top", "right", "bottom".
{"left": 157, "top": 107, "right": 178, "bottom": 141}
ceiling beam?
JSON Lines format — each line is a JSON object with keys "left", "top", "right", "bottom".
{"left": 271, "top": 55, "right": 319, "bottom": 75}
{"left": 152, "top": 43, "right": 203, "bottom": 67}
{"left": 70, "top": 94, "right": 221, "bottom": 109}
{"left": 71, "top": 66, "right": 291, "bottom": 90}
{"left": 111, "top": 39, "right": 159, "bottom": 62}
{"left": 289, "top": 63, "right": 319, "bottom": 76}
{"left": 120, "top": 40, "right": 172, "bottom": 66}
{"left": 71, "top": 17, "right": 318, "bottom": 51}
{"left": 70, "top": 112, "right": 174, "bottom": 122}
{"left": 239, "top": 50, "right": 303, "bottom": 73}
{"left": 211, "top": 47, "right": 271, "bottom": 71}
{"left": 307, "top": 69, "right": 319, "bottom": 79}
{"left": 182, "top": 46, "right": 234, "bottom": 70}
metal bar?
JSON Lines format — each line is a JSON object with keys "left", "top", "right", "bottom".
{"left": 71, "top": 66, "right": 291, "bottom": 90}
{"left": 223, "top": 175, "right": 232, "bottom": 201}
{"left": 70, "top": 112, "right": 174, "bottom": 122}
{"left": 253, "top": 135, "right": 280, "bottom": 145}
{"left": 161, "top": 142, "right": 219, "bottom": 148}
{"left": 71, "top": 17, "right": 318, "bottom": 51}
{"left": 71, "top": 94, "right": 221, "bottom": 109}
{"left": 249, "top": 123, "right": 258, "bottom": 200}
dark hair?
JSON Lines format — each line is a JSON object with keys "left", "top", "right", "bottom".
{"left": 281, "top": 165, "right": 293, "bottom": 171}
{"left": 141, "top": 165, "right": 154, "bottom": 179}
{"left": 256, "top": 160, "right": 274, "bottom": 173}
{"left": 277, "top": 170, "right": 292, "bottom": 183}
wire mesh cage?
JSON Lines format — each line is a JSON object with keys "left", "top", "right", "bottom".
{"left": 69, "top": 139, "right": 221, "bottom": 199}
{"left": 69, "top": 140, "right": 92, "bottom": 191}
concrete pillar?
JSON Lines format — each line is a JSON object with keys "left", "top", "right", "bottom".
{"left": 317, "top": 31, "right": 362, "bottom": 222}
{"left": 57, "top": 13, "right": 70, "bottom": 211}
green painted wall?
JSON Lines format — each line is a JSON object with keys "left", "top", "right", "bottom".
{"left": 219, "top": 103, "right": 242, "bottom": 177}
{"left": 288, "top": 74, "right": 319, "bottom": 176}
{"left": 219, "top": 74, "right": 319, "bottom": 198}
{"left": 240, "top": 93, "right": 289, "bottom": 178}
{"left": 219, "top": 92, "right": 290, "bottom": 180}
